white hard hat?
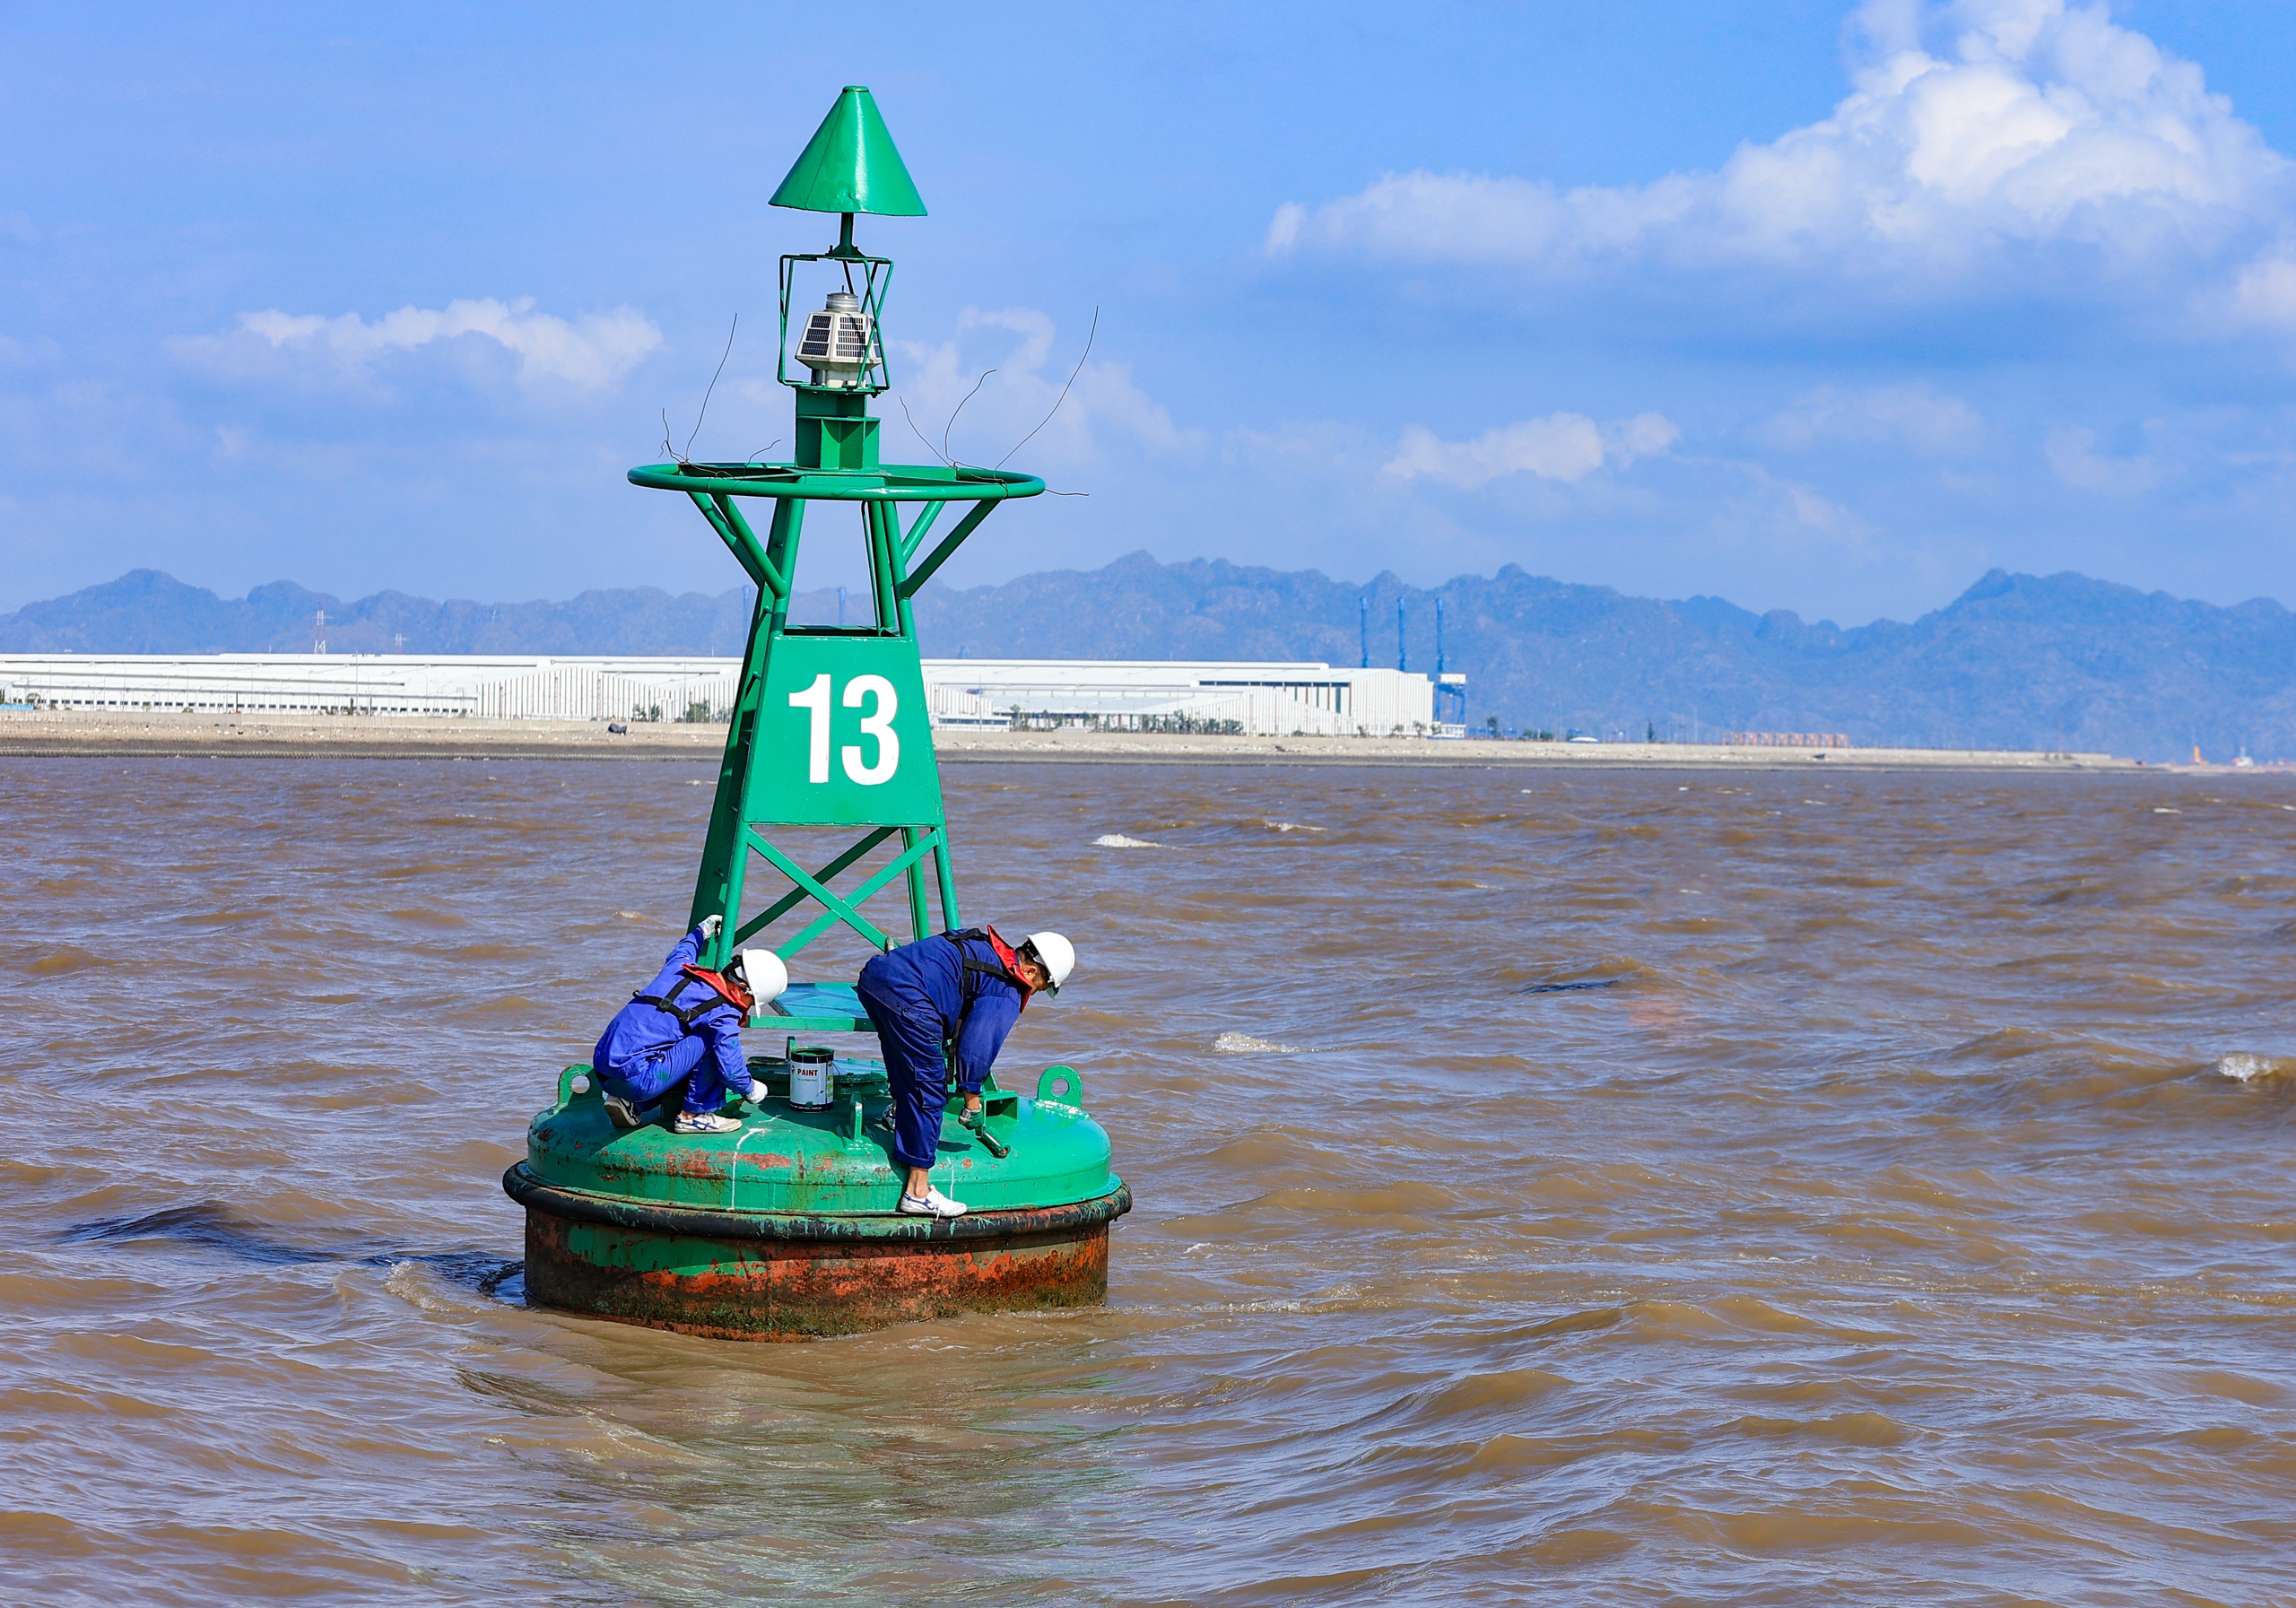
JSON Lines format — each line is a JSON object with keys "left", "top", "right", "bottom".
{"left": 1022, "top": 931, "right": 1075, "bottom": 995}
{"left": 731, "top": 946, "right": 787, "bottom": 1003}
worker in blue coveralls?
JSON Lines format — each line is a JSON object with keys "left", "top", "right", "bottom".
{"left": 857, "top": 926, "right": 1076, "bottom": 1219}
{"left": 592, "top": 915, "right": 789, "bottom": 1135}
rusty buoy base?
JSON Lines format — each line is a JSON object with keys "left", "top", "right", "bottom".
{"left": 507, "top": 1164, "right": 1131, "bottom": 1341}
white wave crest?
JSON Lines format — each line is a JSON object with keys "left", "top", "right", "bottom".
{"left": 1094, "top": 833, "right": 1166, "bottom": 848}
{"left": 2217, "top": 1053, "right": 2290, "bottom": 1082}
{"left": 1215, "top": 1031, "right": 1303, "bottom": 1054}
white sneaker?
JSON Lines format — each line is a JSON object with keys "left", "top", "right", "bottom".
{"left": 673, "top": 1110, "right": 743, "bottom": 1135}
{"left": 601, "top": 1091, "right": 643, "bottom": 1130}
{"left": 898, "top": 1186, "right": 967, "bottom": 1218}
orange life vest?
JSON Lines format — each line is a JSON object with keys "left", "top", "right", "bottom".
{"left": 951, "top": 925, "right": 1031, "bottom": 1012}
{"left": 631, "top": 966, "right": 752, "bottom": 1027}
{"left": 680, "top": 963, "right": 756, "bottom": 1015}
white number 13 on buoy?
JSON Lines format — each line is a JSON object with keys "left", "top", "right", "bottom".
{"left": 788, "top": 673, "right": 900, "bottom": 785}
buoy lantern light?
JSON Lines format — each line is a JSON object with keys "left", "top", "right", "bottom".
{"left": 795, "top": 290, "right": 876, "bottom": 388}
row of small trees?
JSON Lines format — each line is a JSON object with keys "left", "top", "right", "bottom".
{"left": 627, "top": 702, "right": 724, "bottom": 725}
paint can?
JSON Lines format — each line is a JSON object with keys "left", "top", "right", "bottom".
{"left": 787, "top": 1047, "right": 835, "bottom": 1110}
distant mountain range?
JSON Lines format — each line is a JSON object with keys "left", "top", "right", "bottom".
{"left": 4, "top": 558, "right": 2292, "bottom": 762}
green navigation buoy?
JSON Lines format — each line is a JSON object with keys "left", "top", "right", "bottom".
{"left": 503, "top": 88, "right": 1129, "bottom": 1341}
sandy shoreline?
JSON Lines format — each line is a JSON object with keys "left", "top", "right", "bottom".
{"left": 930, "top": 729, "right": 2134, "bottom": 770}
{"left": 0, "top": 709, "right": 2202, "bottom": 770}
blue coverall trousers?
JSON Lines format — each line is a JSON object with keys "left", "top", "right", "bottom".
{"left": 596, "top": 1034, "right": 733, "bottom": 1119}
{"left": 857, "top": 981, "right": 954, "bottom": 1174}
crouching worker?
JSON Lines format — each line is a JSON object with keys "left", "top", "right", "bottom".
{"left": 591, "top": 915, "right": 789, "bottom": 1135}
{"left": 857, "top": 926, "right": 1076, "bottom": 1219}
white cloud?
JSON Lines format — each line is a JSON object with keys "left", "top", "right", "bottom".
{"left": 187, "top": 297, "right": 661, "bottom": 389}
{"left": 887, "top": 307, "right": 1204, "bottom": 469}
{"left": 1705, "top": 463, "right": 1878, "bottom": 552}
{"left": 2227, "top": 255, "right": 2296, "bottom": 335}
{"left": 1269, "top": 1, "right": 2289, "bottom": 285}
{"left": 1607, "top": 412, "right": 1683, "bottom": 463}
{"left": 1380, "top": 411, "right": 1678, "bottom": 490}
{"left": 1786, "top": 482, "right": 1858, "bottom": 533}
{"left": 1759, "top": 382, "right": 1984, "bottom": 452}
{"left": 2044, "top": 424, "right": 2164, "bottom": 492}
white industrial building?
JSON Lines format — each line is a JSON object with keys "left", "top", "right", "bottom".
{"left": 923, "top": 659, "right": 1442, "bottom": 735}
{"left": 0, "top": 655, "right": 740, "bottom": 723}
{"left": 0, "top": 654, "right": 1457, "bottom": 736}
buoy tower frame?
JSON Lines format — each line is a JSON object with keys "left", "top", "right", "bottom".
{"left": 631, "top": 88, "right": 1042, "bottom": 998}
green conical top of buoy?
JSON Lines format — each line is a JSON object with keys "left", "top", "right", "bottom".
{"left": 770, "top": 86, "right": 926, "bottom": 218}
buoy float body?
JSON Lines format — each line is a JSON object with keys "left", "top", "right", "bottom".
{"left": 507, "top": 1053, "right": 1128, "bottom": 1340}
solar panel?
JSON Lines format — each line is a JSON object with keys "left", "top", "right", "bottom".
{"left": 796, "top": 311, "right": 837, "bottom": 361}
{"left": 794, "top": 299, "right": 875, "bottom": 386}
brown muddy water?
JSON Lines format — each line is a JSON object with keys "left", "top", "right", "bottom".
{"left": 4, "top": 757, "right": 2293, "bottom": 1606}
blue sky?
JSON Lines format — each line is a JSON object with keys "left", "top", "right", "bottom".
{"left": 6, "top": 0, "right": 2296, "bottom": 624}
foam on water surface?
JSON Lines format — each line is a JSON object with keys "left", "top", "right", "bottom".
{"left": 1213, "top": 1030, "right": 1304, "bottom": 1054}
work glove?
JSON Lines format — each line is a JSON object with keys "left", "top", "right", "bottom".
{"left": 697, "top": 913, "right": 724, "bottom": 941}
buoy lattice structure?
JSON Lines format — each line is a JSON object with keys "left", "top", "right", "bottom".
{"left": 507, "top": 87, "right": 1128, "bottom": 1340}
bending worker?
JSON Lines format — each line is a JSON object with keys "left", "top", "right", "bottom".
{"left": 592, "top": 915, "right": 788, "bottom": 1135}
{"left": 857, "top": 926, "right": 1075, "bottom": 1219}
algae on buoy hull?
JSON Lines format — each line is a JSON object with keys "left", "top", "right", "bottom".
{"left": 509, "top": 1058, "right": 1128, "bottom": 1339}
